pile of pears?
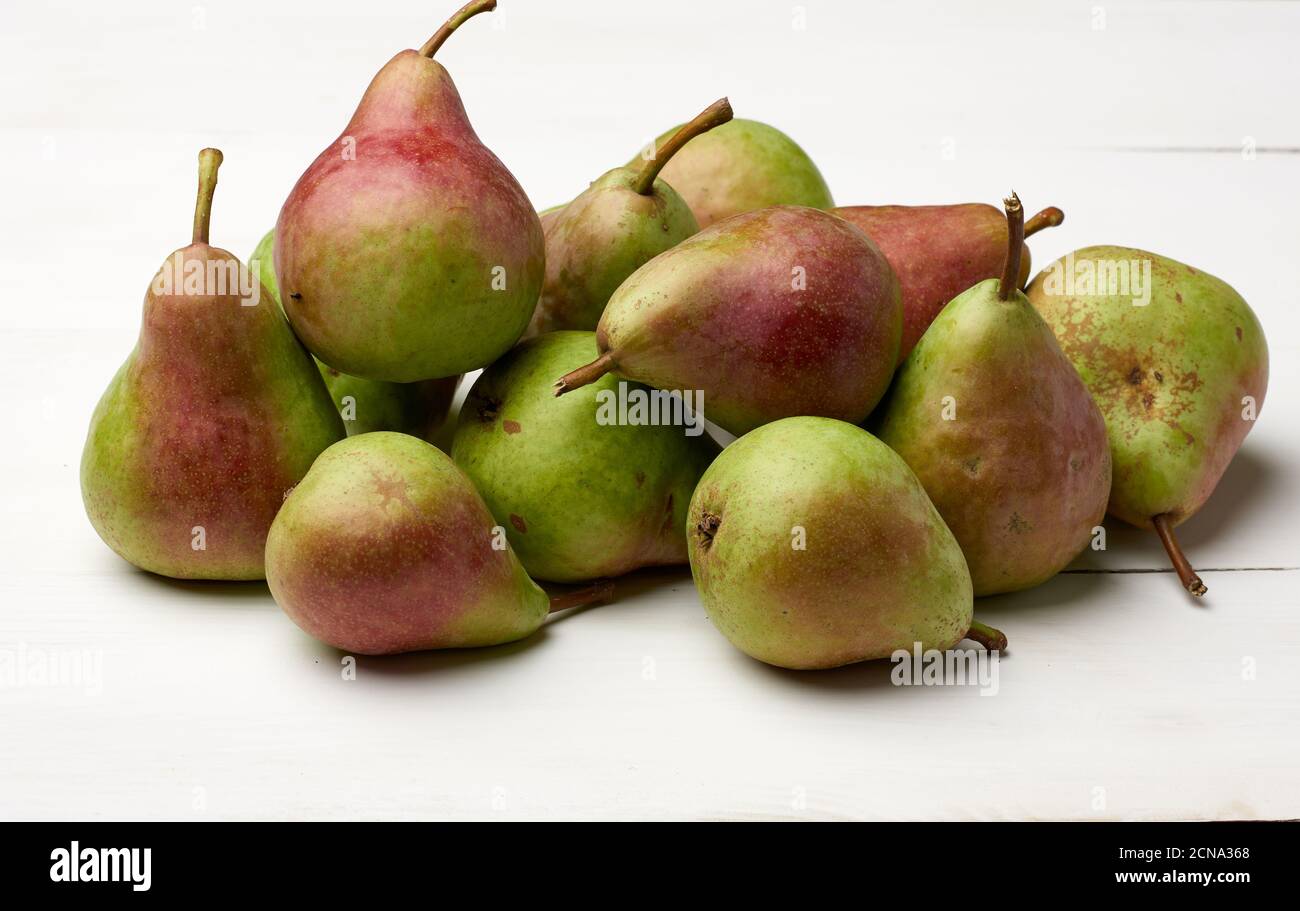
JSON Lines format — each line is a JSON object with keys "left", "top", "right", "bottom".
{"left": 81, "top": 1, "right": 1268, "bottom": 670}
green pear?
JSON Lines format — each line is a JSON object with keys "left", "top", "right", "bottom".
{"left": 452, "top": 331, "right": 717, "bottom": 582}
{"left": 554, "top": 206, "right": 902, "bottom": 437}
{"left": 251, "top": 229, "right": 459, "bottom": 440}
{"left": 1027, "top": 245, "right": 1269, "bottom": 596}
{"left": 266, "top": 432, "right": 612, "bottom": 655}
{"left": 81, "top": 149, "right": 344, "bottom": 580}
{"left": 875, "top": 194, "right": 1111, "bottom": 596}
{"left": 275, "top": 0, "right": 543, "bottom": 382}
{"left": 687, "top": 417, "right": 1003, "bottom": 670}
{"left": 628, "top": 118, "right": 833, "bottom": 227}
{"left": 531, "top": 98, "right": 733, "bottom": 335}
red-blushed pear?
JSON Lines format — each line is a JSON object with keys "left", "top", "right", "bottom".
{"left": 80, "top": 149, "right": 345, "bottom": 580}
{"left": 553, "top": 206, "right": 902, "bottom": 437}
{"left": 531, "top": 98, "right": 734, "bottom": 335}
{"left": 265, "top": 433, "right": 613, "bottom": 655}
{"left": 834, "top": 202, "right": 1063, "bottom": 361}
{"left": 251, "top": 229, "right": 460, "bottom": 440}
{"left": 875, "top": 194, "right": 1111, "bottom": 596}
{"left": 1026, "top": 245, "right": 1269, "bottom": 598}
{"left": 687, "top": 417, "right": 1005, "bottom": 670}
{"left": 275, "top": 0, "right": 543, "bottom": 383}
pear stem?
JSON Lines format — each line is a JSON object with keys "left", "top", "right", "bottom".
{"left": 1152, "top": 514, "right": 1207, "bottom": 597}
{"left": 419, "top": 0, "right": 496, "bottom": 58}
{"left": 192, "top": 148, "right": 223, "bottom": 246}
{"left": 631, "top": 97, "right": 734, "bottom": 196}
{"left": 997, "top": 191, "right": 1024, "bottom": 301}
{"left": 1024, "top": 206, "right": 1064, "bottom": 238}
{"left": 548, "top": 579, "right": 615, "bottom": 614}
{"left": 966, "top": 620, "right": 1008, "bottom": 651}
{"left": 553, "top": 352, "right": 615, "bottom": 396}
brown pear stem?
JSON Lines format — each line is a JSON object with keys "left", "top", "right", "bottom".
{"left": 192, "top": 148, "right": 223, "bottom": 246}
{"left": 548, "top": 580, "right": 615, "bottom": 614}
{"left": 419, "top": 0, "right": 496, "bottom": 58}
{"left": 1023, "top": 206, "right": 1064, "bottom": 238}
{"left": 997, "top": 191, "right": 1024, "bottom": 300}
{"left": 966, "top": 620, "right": 1008, "bottom": 651}
{"left": 554, "top": 352, "right": 615, "bottom": 396}
{"left": 631, "top": 97, "right": 734, "bottom": 195}
{"left": 1152, "top": 514, "right": 1207, "bottom": 597}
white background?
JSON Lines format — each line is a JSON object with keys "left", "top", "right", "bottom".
{"left": 2, "top": 0, "right": 1297, "bottom": 820}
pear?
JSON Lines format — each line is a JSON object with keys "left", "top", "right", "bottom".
{"left": 538, "top": 205, "right": 565, "bottom": 233}
{"left": 451, "top": 331, "right": 717, "bottom": 582}
{"left": 834, "top": 202, "right": 1063, "bottom": 361}
{"left": 275, "top": 0, "right": 544, "bottom": 382}
{"left": 531, "top": 98, "right": 733, "bottom": 335}
{"left": 875, "top": 194, "right": 1111, "bottom": 596}
{"left": 687, "top": 417, "right": 1003, "bottom": 670}
{"left": 1026, "top": 245, "right": 1269, "bottom": 597}
{"left": 80, "top": 149, "right": 344, "bottom": 580}
{"left": 266, "top": 432, "right": 613, "bottom": 655}
{"left": 554, "top": 206, "right": 902, "bottom": 437}
{"left": 627, "top": 118, "right": 833, "bottom": 227}
{"left": 251, "top": 229, "right": 459, "bottom": 440}
{"left": 318, "top": 368, "right": 459, "bottom": 440}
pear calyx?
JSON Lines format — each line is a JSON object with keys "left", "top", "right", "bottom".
{"left": 997, "top": 191, "right": 1025, "bottom": 300}
{"left": 631, "top": 97, "right": 734, "bottom": 196}
{"left": 192, "top": 148, "right": 223, "bottom": 245}
{"left": 419, "top": 0, "right": 497, "bottom": 58}
{"left": 966, "top": 620, "right": 1008, "bottom": 651}
{"left": 1152, "top": 514, "right": 1208, "bottom": 597}
{"left": 553, "top": 351, "right": 615, "bottom": 396}
{"left": 695, "top": 512, "right": 722, "bottom": 549}
{"left": 547, "top": 579, "right": 615, "bottom": 614}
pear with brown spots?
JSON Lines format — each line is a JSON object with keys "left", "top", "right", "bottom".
{"left": 1027, "top": 244, "right": 1268, "bottom": 597}
{"left": 452, "top": 331, "right": 716, "bottom": 582}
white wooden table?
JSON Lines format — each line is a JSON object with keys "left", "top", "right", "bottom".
{"left": 1, "top": 0, "right": 1296, "bottom": 820}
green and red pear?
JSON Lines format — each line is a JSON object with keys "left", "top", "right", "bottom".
{"left": 266, "top": 432, "right": 613, "bottom": 655}
{"left": 531, "top": 98, "right": 733, "bottom": 335}
{"left": 687, "top": 417, "right": 1001, "bottom": 670}
{"left": 275, "top": 0, "right": 543, "bottom": 382}
{"left": 875, "top": 194, "right": 1111, "bottom": 596}
{"left": 81, "top": 149, "right": 344, "bottom": 580}
{"left": 554, "top": 206, "right": 902, "bottom": 437}
{"left": 251, "top": 229, "right": 460, "bottom": 441}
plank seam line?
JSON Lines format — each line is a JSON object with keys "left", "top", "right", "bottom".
{"left": 1063, "top": 566, "right": 1300, "bottom": 575}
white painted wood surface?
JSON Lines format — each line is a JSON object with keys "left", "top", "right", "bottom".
{"left": 1, "top": 0, "right": 1296, "bottom": 820}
